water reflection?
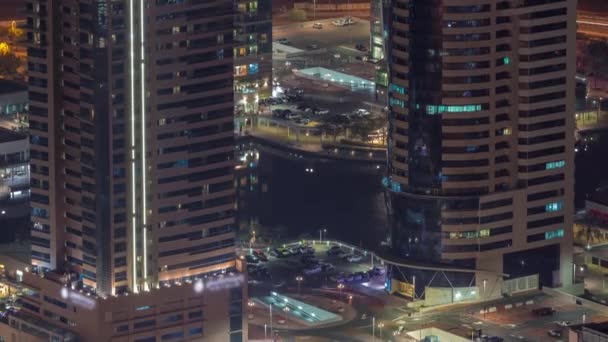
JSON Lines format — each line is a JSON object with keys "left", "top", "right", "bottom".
{"left": 236, "top": 140, "right": 388, "bottom": 249}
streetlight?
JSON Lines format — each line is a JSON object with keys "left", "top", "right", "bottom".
{"left": 283, "top": 307, "right": 290, "bottom": 330}
{"left": 378, "top": 322, "right": 385, "bottom": 340}
{"left": 247, "top": 300, "right": 255, "bottom": 316}
{"left": 338, "top": 283, "right": 345, "bottom": 300}
{"left": 296, "top": 276, "right": 303, "bottom": 295}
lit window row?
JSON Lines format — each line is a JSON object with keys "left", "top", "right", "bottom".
{"left": 545, "top": 160, "right": 565, "bottom": 170}
{"left": 448, "top": 229, "right": 490, "bottom": 239}
{"left": 389, "top": 97, "right": 405, "bottom": 108}
{"left": 389, "top": 83, "right": 406, "bottom": 95}
{"left": 545, "top": 228, "right": 564, "bottom": 241}
{"left": 425, "top": 104, "right": 482, "bottom": 115}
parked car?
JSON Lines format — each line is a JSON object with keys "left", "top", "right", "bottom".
{"left": 314, "top": 108, "right": 330, "bottom": 115}
{"left": 270, "top": 248, "right": 289, "bottom": 258}
{"left": 344, "top": 273, "right": 355, "bottom": 282}
{"left": 336, "top": 251, "right": 349, "bottom": 259}
{"left": 285, "top": 112, "right": 301, "bottom": 120}
{"left": 321, "top": 263, "right": 335, "bottom": 273}
{"left": 245, "top": 254, "right": 259, "bottom": 264}
{"left": 276, "top": 38, "right": 290, "bottom": 44}
{"left": 301, "top": 255, "right": 318, "bottom": 265}
{"left": 351, "top": 272, "right": 362, "bottom": 281}
{"left": 308, "top": 44, "right": 320, "bottom": 50}
{"left": 288, "top": 246, "right": 301, "bottom": 255}
{"left": 555, "top": 321, "right": 570, "bottom": 327}
{"left": 330, "top": 273, "right": 346, "bottom": 283}
{"left": 547, "top": 329, "right": 562, "bottom": 338}
{"left": 355, "top": 271, "right": 370, "bottom": 281}
{"left": 370, "top": 266, "right": 385, "bottom": 276}
{"left": 532, "top": 307, "right": 556, "bottom": 316}
{"left": 303, "top": 265, "right": 322, "bottom": 275}
{"left": 355, "top": 44, "right": 367, "bottom": 52}
{"left": 354, "top": 108, "right": 370, "bottom": 116}
{"left": 327, "top": 245, "right": 343, "bottom": 256}
{"left": 300, "top": 245, "right": 315, "bottom": 255}
{"left": 312, "top": 22, "right": 323, "bottom": 29}
{"left": 332, "top": 19, "right": 345, "bottom": 27}
{"left": 253, "top": 250, "right": 268, "bottom": 262}
{"left": 347, "top": 254, "right": 363, "bottom": 263}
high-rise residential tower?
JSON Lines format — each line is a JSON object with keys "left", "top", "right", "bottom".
{"left": 384, "top": 0, "right": 576, "bottom": 296}
{"left": 7, "top": 0, "right": 246, "bottom": 340}
{"left": 234, "top": 0, "right": 272, "bottom": 114}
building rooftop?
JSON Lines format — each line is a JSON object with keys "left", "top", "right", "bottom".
{"left": 0, "top": 127, "right": 26, "bottom": 144}
{"left": 579, "top": 0, "right": 608, "bottom": 13}
{"left": 589, "top": 187, "right": 608, "bottom": 206}
{"left": 570, "top": 322, "right": 608, "bottom": 336}
{"left": 0, "top": 80, "right": 27, "bottom": 95}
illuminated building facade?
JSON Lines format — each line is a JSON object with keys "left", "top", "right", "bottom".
{"left": 234, "top": 0, "right": 272, "bottom": 114}
{"left": 21, "top": 0, "right": 245, "bottom": 340}
{"left": 384, "top": 0, "right": 576, "bottom": 296}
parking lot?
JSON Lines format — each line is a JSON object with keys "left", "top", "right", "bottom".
{"left": 273, "top": 17, "right": 370, "bottom": 52}
{"left": 244, "top": 241, "right": 386, "bottom": 292}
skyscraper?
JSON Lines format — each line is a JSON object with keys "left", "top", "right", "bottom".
{"left": 13, "top": 0, "right": 246, "bottom": 340}
{"left": 384, "top": 0, "right": 575, "bottom": 295}
{"left": 234, "top": 0, "right": 272, "bottom": 115}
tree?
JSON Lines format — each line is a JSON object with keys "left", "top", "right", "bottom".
{"left": 0, "top": 53, "right": 21, "bottom": 78}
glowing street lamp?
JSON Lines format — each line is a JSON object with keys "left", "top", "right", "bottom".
{"left": 296, "top": 276, "right": 303, "bottom": 295}
{"left": 338, "top": 283, "right": 345, "bottom": 300}
{"left": 247, "top": 300, "right": 255, "bottom": 316}
{"left": 378, "top": 322, "right": 385, "bottom": 340}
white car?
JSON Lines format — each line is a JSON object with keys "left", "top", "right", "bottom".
{"left": 276, "top": 38, "right": 290, "bottom": 45}
{"left": 354, "top": 109, "right": 370, "bottom": 116}
{"left": 315, "top": 108, "right": 330, "bottom": 115}
{"left": 332, "top": 20, "right": 345, "bottom": 27}
{"left": 346, "top": 254, "right": 363, "bottom": 263}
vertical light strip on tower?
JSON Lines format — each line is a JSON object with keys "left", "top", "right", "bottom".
{"left": 128, "top": 0, "right": 138, "bottom": 293}
{"left": 139, "top": 0, "right": 148, "bottom": 290}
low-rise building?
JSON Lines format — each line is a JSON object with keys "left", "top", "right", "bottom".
{"left": 0, "top": 127, "right": 28, "bottom": 202}
{"left": 0, "top": 79, "right": 27, "bottom": 118}
{"left": 569, "top": 322, "right": 608, "bottom": 341}
{"left": 587, "top": 187, "right": 608, "bottom": 223}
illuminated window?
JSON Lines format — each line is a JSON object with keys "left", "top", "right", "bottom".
{"left": 545, "top": 160, "right": 565, "bottom": 170}
{"left": 545, "top": 228, "right": 564, "bottom": 240}
{"left": 389, "top": 97, "right": 405, "bottom": 108}
{"left": 248, "top": 63, "right": 259, "bottom": 75}
{"left": 239, "top": 47, "right": 246, "bottom": 56}
{"left": 503, "top": 57, "right": 510, "bottom": 65}
{"left": 389, "top": 83, "right": 405, "bottom": 95}
{"left": 425, "top": 104, "right": 482, "bottom": 115}
{"left": 234, "top": 65, "right": 247, "bottom": 77}
{"left": 545, "top": 201, "right": 563, "bottom": 212}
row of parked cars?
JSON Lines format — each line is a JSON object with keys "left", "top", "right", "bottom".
{"left": 329, "top": 266, "right": 385, "bottom": 284}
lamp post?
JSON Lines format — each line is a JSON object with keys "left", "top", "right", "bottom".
{"left": 296, "top": 276, "right": 303, "bottom": 295}
{"left": 378, "top": 322, "right": 385, "bottom": 340}
{"left": 247, "top": 300, "right": 255, "bottom": 316}
{"left": 372, "top": 316, "right": 375, "bottom": 338}
{"left": 269, "top": 303, "right": 273, "bottom": 338}
{"left": 283, "top": 307, "right": 290, "bottom": 330}
{"left": 338, "top": 283, "right": 345, "bottom": 300}
{"left": 412, "top": 275, "right": 416, "bottom": 300}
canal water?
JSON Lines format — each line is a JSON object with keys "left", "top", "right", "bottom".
{"left": 237, "top": 130, "right": 608, "bottom": 249}
{"left": 236, "top": 141, "right": 388, "bottom": 249}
